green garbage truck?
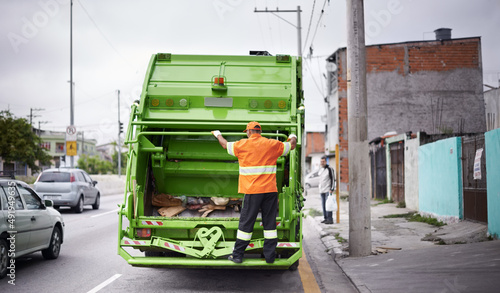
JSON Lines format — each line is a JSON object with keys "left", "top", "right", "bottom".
{"left": 118, "top": 53, "right": 305, "bottom": 269}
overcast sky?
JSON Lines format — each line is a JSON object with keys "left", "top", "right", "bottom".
{"left": 1, "top": 0, "right": 499, "bottom": 145}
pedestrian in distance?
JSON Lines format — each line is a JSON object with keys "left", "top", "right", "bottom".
{"left": 319, "top": 156, "right": 336, "bottom": 224}
{"left": 212, "top": 121, "right": 297, "bottom": 264}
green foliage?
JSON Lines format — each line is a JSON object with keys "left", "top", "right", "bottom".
{"left": 112, "top": 149, "right": 127, "bottom": 174}
{"left": 334, "top": 233, "right": 347, "bottom": 243}
{"left": 0, "top": 110, "right": 51, "bottom": 172}
{"left": 77, "top": 154, "right": 113, "bottom": 174}
{"left": 396, "top": 201, "right": 406, "bottom": 208}
{"left": 307, "top": 208, "right": 322, "bottom": 217}
{"left": 383, "top": 212, "right": 446, "bottom": 227}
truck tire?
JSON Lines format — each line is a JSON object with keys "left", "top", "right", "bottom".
{"left": 0, "top": 239, "right": 8, "bottom": 279}
{"left": 92, "top": 193, "right": 100, "bottom": 210}
{"left": 42, "top": 226, "right": 62, "bottom": 260}
{"left": 73, "top": 196, "right": 84, "bottom": 213}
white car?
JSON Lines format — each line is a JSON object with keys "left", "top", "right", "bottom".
{"left": 34, "top": 168, "right": 100, "bottom": 213}
{"left": 0, "top": 179, "right": 64, "bottom": 279}
{"left": 305, "top": 170, "right": 320, "bottom": 189}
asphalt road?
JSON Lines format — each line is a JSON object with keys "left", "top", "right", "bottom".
{"left": 0, "top": 194, "right": 345, "bottom": 293}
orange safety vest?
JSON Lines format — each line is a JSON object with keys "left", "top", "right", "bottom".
{"left": 227, "top": 133, "right": 292, "bottom": 194}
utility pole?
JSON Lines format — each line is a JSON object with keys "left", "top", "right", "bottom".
{"left": 69, "top": 0, "right": 74, "bottom": 168}
{"left": 254, "top": 6, "right": 302, "bottom": 57}
{"left": 117, "top": 90, "right": 121, "bottom": 177}
{"left": 29, "top": 108, "right": 44, "bottom": 126}
{"left": 346, "top": 0, "right": 371, "bottom": 257}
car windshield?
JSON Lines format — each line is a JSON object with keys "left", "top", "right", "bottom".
{"left": 38, "top": 172, "right": 70, "bottom": 183}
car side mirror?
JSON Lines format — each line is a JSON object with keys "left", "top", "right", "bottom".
{"left": 44, "top": 199, "right": 54, "bottom": 208}
{"left": 92, "top": 180, "right": 98, "bottom": 186}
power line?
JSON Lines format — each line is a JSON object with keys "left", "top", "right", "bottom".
{"left": 302, "top": 0, "right": 317, "bottom": 53}
{"left": 304, "top": 58, "right": 324, "bottom": 96}
{"left": 76, "top": 0, "right": 135, "bottom": 72}
{"left": 303, "top": 0, "right": 328, "bottom": 54}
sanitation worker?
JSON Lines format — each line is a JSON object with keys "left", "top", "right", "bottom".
{"left": 212, "top": 122, "right": 297, "bottom": 264}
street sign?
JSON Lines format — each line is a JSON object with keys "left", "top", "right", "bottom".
{"left": 66, "top": 141, "right": 77, "bottom": 156}
{"left": 66, "top": 125, "right": 77, "bottom": 141}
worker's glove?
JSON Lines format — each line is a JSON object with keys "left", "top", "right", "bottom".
{"left": 287, "top": 134, "right": 297, "bottom": 141}
{"left": 211, "top": 130, "right": 222, "bottom": 138}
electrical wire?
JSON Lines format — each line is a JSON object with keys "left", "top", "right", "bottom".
{"left": 302, "top": 0, "right": 317, "bottom": 54}
{"left": 76, "top": 0, "right": 135, "bottom": 72}
{"left": 303, "top": 0, "right": 328, "bottom": 54}
{"left": 304, "top": 58, "right": 324, "bottom": 96}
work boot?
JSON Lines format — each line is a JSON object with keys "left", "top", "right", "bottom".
{"left": 228, "top": 255, "right": 242, "bottom": 263}
{"left": 325, "top": 220, "right": 334, "bottom": 224}
{"left": 321, "top": 219, "right": 327, "bottom": 223}
{"left": 266, "top": 258, "right": 275, "bottom": 264}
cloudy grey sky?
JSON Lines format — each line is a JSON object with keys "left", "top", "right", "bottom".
{"left": 1, "top": 0, "right": 499, "bottom": 145}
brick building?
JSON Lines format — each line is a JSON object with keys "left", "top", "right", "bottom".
{"left": 325, "top": 32, "right": 486, "bottom": 191}
{"left": 305, "top": 131, "right": 325, "bottom": 173}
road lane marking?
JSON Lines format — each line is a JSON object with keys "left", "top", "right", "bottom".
{"left": 91, "top": 209, "right": 119, "bottom": 218}
{"left": 299, "top": 249, "right": 322, "bottom": 293}
{"left": 87, "top": 273, "right": 122, "bottom": 293}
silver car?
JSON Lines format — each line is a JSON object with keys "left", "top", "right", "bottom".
{"left": 0, "top": 179, "right": 64, "bottom": 279}
{"left": 34, "top": 168, "right": 100, "bottom": 213}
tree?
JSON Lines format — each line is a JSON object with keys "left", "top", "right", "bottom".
{"left": 77, "top": 154, "right": 113, "bottom": 174}
{"left": 0, "top": 110, "right": 51, "bottom": 172}
{"left": 112, "top": 149, "right": 127, "bottom": 175}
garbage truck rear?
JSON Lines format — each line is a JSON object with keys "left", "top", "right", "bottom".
{"left": 118, "top": 53, "right": 305, "bottom": 269}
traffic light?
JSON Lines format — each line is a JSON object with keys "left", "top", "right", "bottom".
{"left": 119, "top": 122, "right": 123, "bottom": 134}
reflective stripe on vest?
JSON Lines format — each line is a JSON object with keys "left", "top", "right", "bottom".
{"left": 282, "top": 142, "right": 291, "bottom": 156}
{"left": 227, "top": 142, "right": 236, "bottom": 156}
{"left": 263, "top": 230, "right": 278, "bottom": 239}
{"left": 237, "top": 230, "right": 252, "bottom": 241}
{"left": 239, "top": 165, "right": 277, "bottom": 176}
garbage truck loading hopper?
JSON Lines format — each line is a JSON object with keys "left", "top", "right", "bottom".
{"left": 118, "top": 53, "right": 305, "bottom": 269}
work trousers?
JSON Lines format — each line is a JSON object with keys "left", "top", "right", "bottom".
{"left": 232, "top": 192, "right": 278, "bottom": 261}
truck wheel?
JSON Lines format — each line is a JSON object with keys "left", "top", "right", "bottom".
{"left": 289, "top": 260, "right": 299, "bottom": 271}
{"left": 42, "top": 226, "right": 62, "bottom": 260}
{"left": 0, "top": 239, "right": 8, "bottom": 279}
{"left": 73, "top": 196, "right": 84, "bottom": 213}
{"left": 92, "top": 193, "right": 100, "bottom": 210}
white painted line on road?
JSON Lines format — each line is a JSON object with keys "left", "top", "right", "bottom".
{"left": 87, "top": 273, "right": 122, "bottom": 293}
{"left": 91, "top": 209, "right": 119, "bottom": 218}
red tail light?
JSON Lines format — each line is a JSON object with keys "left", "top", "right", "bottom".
{"left": 137, "top": 228, "right": 151, "bottom": 238}
{"left": 70, "top": 174, "right": 76, "bottom": 182}
{"left": 35, "top": 173, "right": 42, "bottom": 183}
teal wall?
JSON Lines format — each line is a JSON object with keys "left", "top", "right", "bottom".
{"left": 486, "top": 129, "right": 500, "bottom": 237}
{"left": 419, "top": 137, "right": 462, "bottom": 219}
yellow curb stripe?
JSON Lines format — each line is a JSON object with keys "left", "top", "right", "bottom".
{"left": 298, "top": 249, "right": 322, "bottom": 293}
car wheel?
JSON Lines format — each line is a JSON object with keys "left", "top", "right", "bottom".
{"left": 42, "top": 226, "right": 62, "bottom": 260}
{"left": 92, "top": 193, "right": 100, "bottom": 210}
{"left": 73, "top": 196, "right": 84, "bottom": 213}
{"left": 0, "top": 239, "right": 8, "bottom": 279}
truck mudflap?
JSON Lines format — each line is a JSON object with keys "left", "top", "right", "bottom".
{"left": 119, "top": 227, "right": 302, "bottom": 269}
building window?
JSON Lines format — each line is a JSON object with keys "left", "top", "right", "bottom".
{"left": 56, "top": 143, "right": 65, "bottom": 153}
{"left": 40, "top": 142, "right": 51, "bottom": 151}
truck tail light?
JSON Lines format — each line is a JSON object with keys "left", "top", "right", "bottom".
{"left": 137, "top": 228, "right": 151, "bottom": 238}
{"left": 214, "top": 77, "right": 224, "bottom": 85}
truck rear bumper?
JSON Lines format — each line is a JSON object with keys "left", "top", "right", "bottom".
{"left": 119, "top": 238, "right": 301, "bottom": 269}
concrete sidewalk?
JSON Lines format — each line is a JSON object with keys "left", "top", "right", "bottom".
{"left": 303, "top": 187, "right": 500, "bottom": 293}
